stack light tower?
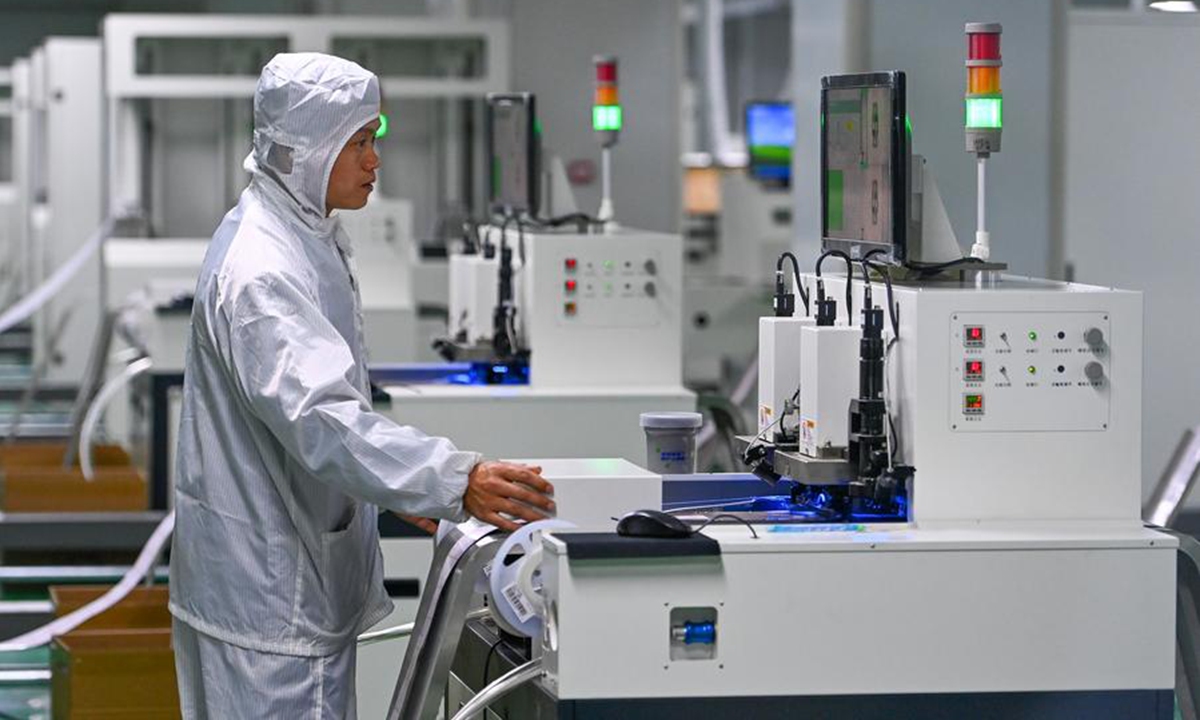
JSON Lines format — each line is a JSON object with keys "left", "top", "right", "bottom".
{"left": 965, "top": 22, "right": 1003, "bottom": 261}
{"left": 592, "top": 55, "right": 621, "bottom": 223}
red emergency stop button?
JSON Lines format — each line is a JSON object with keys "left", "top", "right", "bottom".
{"left": 565, "top": 258, "right": 577, "bottom": 271}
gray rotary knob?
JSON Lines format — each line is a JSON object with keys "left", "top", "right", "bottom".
{"left": 644, "top": 259, "right": 658, "bottom": 275}
{"left": 644, "top": 282, "right": 657, "bottom": 297}
{"left": 1085, "top": 327, "right": 1105, "bottom": 347}
{"left": 1085, "top": 361, "right": 1105, "bottom": 382}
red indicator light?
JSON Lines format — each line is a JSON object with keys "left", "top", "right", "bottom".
{"left": 595, "top": 58, "right": 617, "bottom": 83}
{"left": 968, "top": 31, "right": 1001, "bottom": 62}
{"left": 565, "top": 258, "right": 577, "bottom": 271}
{"left": 967, "top": 361, "right": 983, "bottom": 375}
{"left": 968, "top": 327, "right": 983, "bottom": 340}
{"left": 565, "top": 279, "right": 577, "bottom": 292}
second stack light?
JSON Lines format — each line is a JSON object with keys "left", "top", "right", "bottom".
{"left": 593, "top": 55, "right": 622, "bottom": 145}
{"left": 965, "top": 22, "right": 1003, "bottom": 153}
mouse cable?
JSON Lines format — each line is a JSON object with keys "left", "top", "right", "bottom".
{"left": 690, "top": 513, "right": 759, "bottom": 540}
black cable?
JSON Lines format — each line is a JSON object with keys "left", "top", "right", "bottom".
{"left": 815, "top": 249, "right": 854, "bottom": 321}
{"left": 905, "top": 256, "right": 985, "bottom": 277}
{"left": 776, "top": 251, "right": 810, "bottom": 315}
{"left": 533, "top": 212, "right": 603, "bottom": 228}
{"left": 691, "top": 513, "right": 759, "bottom": 539}
{"left": 857, "top": 258, "right": 875, "bottom": 312}
{"left": 482, "top": 635, "right": 504, "bottom": 687}
{"left": 863, "top": 249, "right": 900, "bottom": 340}
{"left": 483, "top": 224, "right": 497, "bottom": 258}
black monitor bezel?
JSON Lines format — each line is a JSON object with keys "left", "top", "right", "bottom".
{"left": 820, "top": 71, "right": 909, "bottom": 264}
{"left": 485, "top": 92, "right": 540, "bottom": 219}
{"left": 744, "top": 100, "right": 794, "bottom": 189}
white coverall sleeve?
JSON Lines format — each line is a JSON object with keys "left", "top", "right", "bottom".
{"left": 225, "top": 271, "right": 479, "bottom": 521}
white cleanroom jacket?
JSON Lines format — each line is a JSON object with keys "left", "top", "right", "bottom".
{"left": 168, "top": 53, "right": 480, "bottom": 657}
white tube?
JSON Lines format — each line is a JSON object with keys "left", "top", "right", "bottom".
{"left": 977, "top": 156, "right": 987, "bottom": 233}
{"left": 704, "top": 0, "right": 739, "bottom": 165}
{"left": 449, "top": 658, "right": 543, "bottom": 720}
{"left": 357, "top": 608, "right": 490, "bottom": 646}
{"left": 0, "top": 218, "right": 112, "bottom": 335}
{"left": 80, "top": 357, "right": 153, "bottom": 481}
{"left": 970, "top": 156, "right": 990, "bottom": 261}
{"left": 0, "top": 510, "right": 175, "bottom": 652}
{"left": 598, "top": 146, "right": 614, "bottom": 222}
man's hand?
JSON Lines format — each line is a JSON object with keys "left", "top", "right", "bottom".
{"left": 463, "top": 461, "right": 555, "bottom": 532}
{"left": 395, "top": 514, "right": 438, "bottom": 535}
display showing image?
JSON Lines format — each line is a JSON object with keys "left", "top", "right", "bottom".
{"left": 746, "top": 102, "right": 793, "bottom": 186}
{"left": 489, "top": 95, "right": 536, "bottom": 214}
{"left": 824, "top": 85, "right": 893, "bottom": 245}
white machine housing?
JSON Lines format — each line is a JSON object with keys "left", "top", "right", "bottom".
{"left": 380, "top": 226, "right": 694, "bottom": 464}
{"left": 756, "top": 316, "right": 811, "bottom": 434}
{"left": 538, "top": 523, "right": 1174, "bottom": 701}
{"left": 447, "top": 252, "right": 507, "bottom": 346}
{"left": 473, "top": 225, "right": 685, "bottom": 388}
{"left": 797, "top": 323, "right": 860, "bottom": 457}
{"left": 525, "top": 275, "right": 1174, "bottom": 708}
{"left": 815, "top": 274, "right": 1141, "bottom": 524}
{"left": 516, "top": 457, "right": 660, "bottom": 531}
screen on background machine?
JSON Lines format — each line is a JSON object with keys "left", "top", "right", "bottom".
{"left": 745, "top": 102, "right": 793, "bottom": 187}
{"left": 487, "top": 93, "right": 539, "bottom": 217}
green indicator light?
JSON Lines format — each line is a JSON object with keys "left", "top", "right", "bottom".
{"left": 965, "top": 97, "right": 1003, "bottom": 129}
{"left": 376, "top": 113, "right": 389, "bottom": 139}
{"left": 604, "top": 260, "right": 614, "bottom": 269}
{"left": 593, "top": 105, "right": 623, "bottom": 132}
{"left": 1028, "top": 331, "right": 1038, "bottom": 341}
{"left": 1028, "top": 366, "right": 1037, "bottom": 375}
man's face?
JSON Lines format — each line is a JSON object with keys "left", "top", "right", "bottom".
{"left": 325, "top": 118, "right": 382, "bottom": 215}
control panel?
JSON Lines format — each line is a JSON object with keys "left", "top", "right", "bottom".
{"left": 556, "top": 250, "right": 664, "bottom": 328}
{"left": 949, "top": 311, "right": 1111, "bottom": 432}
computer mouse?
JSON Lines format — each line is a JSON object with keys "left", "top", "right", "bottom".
{"left": 616, "top": 509, "right": 693, "bottom": 539}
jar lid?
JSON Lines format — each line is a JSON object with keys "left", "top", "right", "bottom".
{"left": 639, "top": 411, "right": 703, "bottom": 429}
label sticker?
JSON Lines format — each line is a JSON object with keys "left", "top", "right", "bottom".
{"left": 503, "top": 582, "right": 535, "bottom": 623}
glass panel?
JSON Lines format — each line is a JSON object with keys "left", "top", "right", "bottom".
{"left": 135, "top": 37, "right": 290, "bottom": 76}
{"left": 331, "top": 37, "right": 487, "bottom": 79}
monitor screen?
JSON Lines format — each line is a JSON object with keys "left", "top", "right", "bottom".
{"left": 487, "top": 93, "right": 540, "bottom": 217}
{"left": 820, "top": 72, "right": 909, "bottom": 262}
{"left": 746, "top": 102, "right": 793, "bottom": 187}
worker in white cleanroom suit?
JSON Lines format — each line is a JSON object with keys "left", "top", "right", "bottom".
{"left": 168, "top": 53, "right": 555, "bottom": 718}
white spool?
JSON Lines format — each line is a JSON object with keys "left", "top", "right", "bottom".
{"left": 487, "top": 519, "right": 575, "bottom": 638}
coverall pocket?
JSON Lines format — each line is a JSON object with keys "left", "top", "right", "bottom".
{"left": 318, "top": 502, "right": 369, "bottom": 631}
{"left": 172, "top": 491, "right": 287, "bottom": 641}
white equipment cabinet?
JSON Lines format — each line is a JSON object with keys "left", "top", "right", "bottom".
{"left": 379, "top": 226, "right": 696, "bottom": 464}
{"left": 518, "top": 276, "right": 1176, "bottom": 718}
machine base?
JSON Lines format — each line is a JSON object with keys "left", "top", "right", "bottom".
{"left": 449, "top": 621, "right": 1174, "bottom": 720}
